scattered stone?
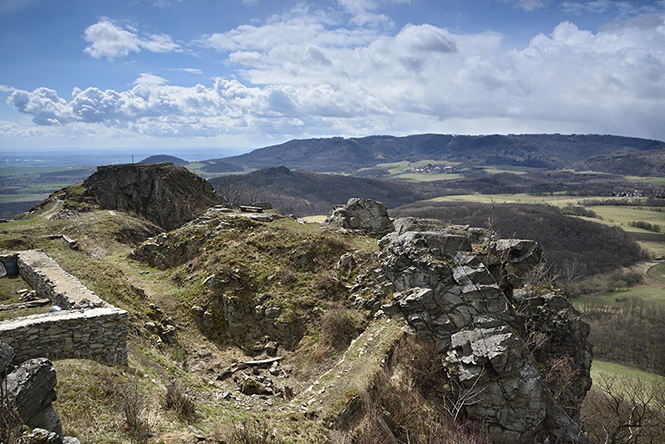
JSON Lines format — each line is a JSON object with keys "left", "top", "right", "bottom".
{"left": 264, "top": 341, "right": 278, "bottom": 357}
{"left": 49, "top": 209, "right": 80, "bottom": 221}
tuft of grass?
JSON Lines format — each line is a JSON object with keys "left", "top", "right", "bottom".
{"left": 162, "top": 381, "right": 196, "bottom": 421}
{"left": 230, "top": 418, "right": 285, "bottom": 444}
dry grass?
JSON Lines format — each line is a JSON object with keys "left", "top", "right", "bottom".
{"left": 162, "top": 381, "right": 196, "bottom": 422}
{"left": 344, "top": 335, "right": 491, "bottom": 444}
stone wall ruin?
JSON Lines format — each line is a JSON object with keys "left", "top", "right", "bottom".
{"left": 0, "top": 250, "right": 127, "bottom": 366}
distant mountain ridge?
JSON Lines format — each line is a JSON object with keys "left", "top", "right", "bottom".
{"left": 206, "top": 133, "right": 665, "bottom": 176}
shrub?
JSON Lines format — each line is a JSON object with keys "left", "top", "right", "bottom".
{"left": 628, "top": 220, "right": 661, "bottom": 233}
{"left": 348, "top": 336, "right": 491, "bottom": 444}
{"left": 582, "top": 374, "right": 665, "bottom": 444}
{"left": 113, "top": 378, "right": 153, "bottom": 443}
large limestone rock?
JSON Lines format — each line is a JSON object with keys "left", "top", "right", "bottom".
{"left": 376, "top": 225, "right": 591, "bottom": 444}
{"left": 326, "top": 198, "right": 394, "bottom": 234}
{"left": 83, "top": 162, "right": 221, "bottom": 231}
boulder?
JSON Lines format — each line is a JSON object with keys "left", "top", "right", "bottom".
{"left": 326, "top": 198, "right": 394, "bottom": 234}
{"left": 373, "top": 226, "right": 591, "bottom": 443}
{"left": 5, "top": 357, "right": 61, "bottom": 435}
{"left": 26, "top": 405, "right": 63, "bottom": 438}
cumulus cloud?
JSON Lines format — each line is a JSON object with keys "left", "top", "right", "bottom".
{"left": 83, "top": 19, "right": 179, "bottom": 60}
{"left": 7, "top": 6, "right": 665, "bottom": 142}
{"left": 0, "top": 85, "right": 16, "bottom": 92}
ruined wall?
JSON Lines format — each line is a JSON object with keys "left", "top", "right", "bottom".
{"left": 0, "top": 307, "right": 128, "bottom": 365}
{"left": 0, "top": 250, "right": 127, "bottom": 366}
{"left": 17, "top": 250, "right": 107, "bottom": 310}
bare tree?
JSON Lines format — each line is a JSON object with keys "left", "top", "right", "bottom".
{"left": 582, "top": 373, "right": 665, "bottom": 444}
{"left": 212, "top": 175, "right": 259, "bottom": 206}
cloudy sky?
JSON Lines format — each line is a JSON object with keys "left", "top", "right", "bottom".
{"left": 1, "top": 0, "right": 664, "bottom": 155}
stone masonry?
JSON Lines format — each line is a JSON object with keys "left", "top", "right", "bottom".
{"left": 0, "top": 250, "right": 128, "bottom": 366}
{"left": 16, "top": 250, "right": 107, "bottom": 309}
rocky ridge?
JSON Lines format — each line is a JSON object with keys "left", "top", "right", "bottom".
{"left": 83, "top": 162, "right": 221, "bottom": 231}
{"left": 127, "top": 197, "right": 592, "bottom": 443}
{"left": 325, "top": 202, "right": 592, "bottom": 443}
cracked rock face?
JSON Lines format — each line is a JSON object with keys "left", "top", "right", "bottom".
{"left": 84, "top": 163, "right": 220, "bottom": 231}
{"left": 377, "top": 220, "right": 591, "bottom": 444}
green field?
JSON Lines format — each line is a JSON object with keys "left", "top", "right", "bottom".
{"left": 598, "top": 287, "right": 665, "bottom": 305}
{"left": 431, "top": 192, "right": 582, "bottom": 206}
{"left": 647, "top": 263, "right": 665, "bottom": 283}
{"left": 0, "top": 193, "right": 50, "bottom": 203}
{"left": 0, "top": 165, "right": 92, "bottom": 176}
{"left": 592, "top": 360, "right": 665, "bottom": 387}
{"left": 581, "top": 206, "right": 665, "bottom": 257}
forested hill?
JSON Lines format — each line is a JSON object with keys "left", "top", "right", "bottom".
{"left": 224, "top": 166, "right": 444, "bottom": 216}
{"left": 211, "top": 133, "right": 665, "bottom": 176}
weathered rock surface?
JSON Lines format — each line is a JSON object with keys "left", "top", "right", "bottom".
{"left": 84, "top": 162, "right": 221, "bottom": 231}
{"left": 375, "top": 220, "right": 591, "bottom": 444}
{"left": 326, "top": 198, "right": 394, "bottom": 234}
{"left": 2, "top": 350, "right": 63, "bottom": 437}
{"left": 0, "top": 340, "right": 14, "bottom": 374}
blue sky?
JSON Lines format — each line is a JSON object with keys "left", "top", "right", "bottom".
{"left": 1, "top": 0, "right": 664, "bottom": 156}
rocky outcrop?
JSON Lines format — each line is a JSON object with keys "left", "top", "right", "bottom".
{"left": 1, "top": 342, "right": 63, "bottom": 438}
{"left": 326, "top": 198, "right": 394, "bottom": 234}
{"left": 376, "top": 219, "right": 591, "bottom": 444}
{"left": 83, "top": 162, "right": 221, "bottom": 231}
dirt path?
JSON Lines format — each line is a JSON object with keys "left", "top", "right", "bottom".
{"left": 40, "top": 197, "right": 63, "bottom": 219}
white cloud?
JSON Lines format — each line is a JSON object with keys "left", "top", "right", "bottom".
{"left": 7, "top": 6, "right": 665, "bottom": 143}
{"left": 83, "top": 19, "right": 179, "bottom": 60}
{"left": 166, "top": 68, "right": 204, "bottom": 75}
{"left": 0, "top": 85, "right": 16, "bottom": 93}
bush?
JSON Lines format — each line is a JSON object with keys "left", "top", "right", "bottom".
{"left": 113, "top": 378, "right": 153, "bottom": 443}
{"left": 348, "top": 336, "right": 491, "bottom": 444}
{"left": 628, "top": 220, "right": 661, "bottom": 233}
{"left": 561, "top": 204, "right": 601, "bottom": 219}
{"left": 582, "top": 374, "right": 665, "bottom": 444}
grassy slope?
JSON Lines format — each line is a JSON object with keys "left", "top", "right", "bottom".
{"left": 591, "top": 360, "right": 665, "bottom": 393}
{"left": 0, "top": 192, "right": 393, "bottom": 443}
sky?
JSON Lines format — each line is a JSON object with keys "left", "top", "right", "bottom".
{"left": 1, "top": 0, "right": 665, "bottom": 157}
